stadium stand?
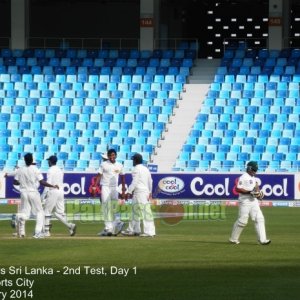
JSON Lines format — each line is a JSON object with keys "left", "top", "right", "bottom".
{"left": 1, "top": 44, "right": 299, "bottom": 173}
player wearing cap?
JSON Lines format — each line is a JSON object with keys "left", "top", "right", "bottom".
{"left": 229, "top": 161, "right": 271, "bottom": 245}
{"left": 92, "top": 149, "right": 126, "bottom": 236}
{"left": 13, "top": 153, "right": 59, "bottom": 238}
{"left": 121, "top": 153, "right": 156, "bottom": 237}
{"left": 101, "top": 153, "right": 108, "bottom": 161}
{"left": 42, "top": 155, "right": 76, "bottom": 237}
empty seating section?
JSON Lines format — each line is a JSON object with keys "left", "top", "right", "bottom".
{"left": 0, "top": 48, "right": 195, "bottom": 171}
{"left": 175, "top": 48, "right": 300, "bottom": 172}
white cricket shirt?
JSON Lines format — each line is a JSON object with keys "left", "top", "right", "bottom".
{"left": 128, "top": 164, "right": 152, "bottom": 194}
{"left": 15, "top": 165, "right": 43, "bottom": 193}
{"left": 237, "top": 172, "right": 259, "bottom": 201}
{"left": 97, "top": 160, "right": 124, "bottom": 187}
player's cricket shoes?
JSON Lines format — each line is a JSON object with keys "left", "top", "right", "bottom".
{"left": 113, "top": 221, "right": 125, "bottom": 236}
{"left": 229, "top": 238, "right": 240, "bottom": 244}
{"left": 101, "top": 230, "right": 113, "bottom": 237}
{"left": 33, "top": 232, "right": 45, "bottom": 239}
{"left": 69, "top": 224, "right": 77, "bottom": 236}
{"left": 121, "top": 230, "right": 140, "bottom": 237}
{"left": 139, "top": 233, "right": 155, "bottom": 238}
{"left": 44, "top": 231, "right": 51, "bottom": 237}
{"left": 259, "top": 239, "right": 271, "bottom": 245}
{"left": 97, "top": 229, "right": 113, "bottom": 237}
{"left": 13, "top": 232, "right": 25, "bottom": 238}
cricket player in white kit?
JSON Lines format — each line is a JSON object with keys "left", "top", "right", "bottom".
{"left": 42, "top": 156, "right": 76, "bottom": 237}
{"left": 13, "top": 153, "right": 59, "bottom": 238}
{"left": 92, "top": 149, "right": 126, "bottom": 236}
{"left": 5, "top": 167, "right": 31, "bottom": 234}
{"left": 229, "top": 161, "right": 271, "bottom": 245}
{"left": 122, "top": 153, "right": 156, "bottom": 237}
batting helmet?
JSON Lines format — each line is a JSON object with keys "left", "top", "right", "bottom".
{"left": 247, "top": 161, "right": 258, "bottom": 172}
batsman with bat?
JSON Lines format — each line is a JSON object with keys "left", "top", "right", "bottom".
{"left": 229, "top": 161, "right": 271, "bottom": 245}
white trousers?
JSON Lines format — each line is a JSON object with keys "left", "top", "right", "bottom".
{"left": 230, "top": 199, "right": 268, "bottom": 243}
{"left": 101, "top": 186, "right": 120, "bottom": 232}
{"left": 44, "top": 189, "right": 65, "bottom": 215}
{"left": 19, "top": 191, "right": 44, "bottom": 235}
{"left": 129, "top": 191, "right": 156, "bottom": 236}
{"left": 16, "top": 194, "right": 31, "bottom": 236}
{"left": 44, "top": 189, "right": 70, "bottom": 231}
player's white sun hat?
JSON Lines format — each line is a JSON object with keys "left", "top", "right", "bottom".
{"left": 101, "top": 153, "right": 108, "bottom": 160}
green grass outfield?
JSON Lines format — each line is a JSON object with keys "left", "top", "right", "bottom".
{"left": 0, "top": 204, "right": 299, "bottom": 300}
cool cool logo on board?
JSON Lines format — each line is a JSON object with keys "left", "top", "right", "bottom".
{"left": 63, "top": 178, "right": 127, "bottom": 196}
{"left": 191, "top": 177, "right": 289, "bottom": 197}
{"left": 191, "top": 177, "right": 231, "bottom": 196}
{"left": 63, "top": 177, "right": 86, "bottom": 195}
{"left": 256, "top": 178, "right": 289, "bottom": 197}
{"left": 158, "top": 177, "right": 185, "bottom": 194}
{"left": 11, "top": 177, "right": 87, "bottom": 196}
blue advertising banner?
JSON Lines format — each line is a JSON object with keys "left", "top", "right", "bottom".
{"left": 5, "top": 173, "right": 97, "bottom": 199}
{"left": 5, "top": 172, "right": 295, "bottom": 201}
{"left": 151, "top": 173, "right": 294, "bottom": 200}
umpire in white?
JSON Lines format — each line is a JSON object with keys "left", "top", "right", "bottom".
{"left": 42, "top": 155, "right": 76, "bottom": 237}
{"left": 122, "top": 153, "right": 156, "bottom": 237}
{"left": 229, "top": 161, "right": 271, "bottom": 245}
{"left": 13, "top": 153, "right": 59, "bottom": 238}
